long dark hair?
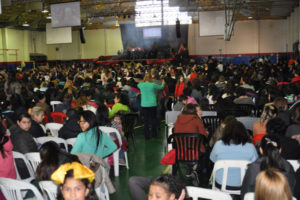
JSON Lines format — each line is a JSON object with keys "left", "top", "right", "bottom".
{"left": 80, "top": 111, "right": 102, "bottom": 150}
{"left": 56, "top": 170, "right": 98, "bottom": 200}
{"left": 221, "top": 121, "right": 250, "bottom": 145}
{"left": 115, "top": 92, "right": 130, "bottom": 107}
{"left": 0, "top": 122, "right": 8, "bottom": 158}
{"left": 36, "top": 141, "right": 78, "bottom": 181}
{"left": 181, "top": 104, "right": 197, "bottom": 115}
{"left": 96, "top": 104, "right": 111, "bottom": 126}
{"left": 260, "top": 135, "right": 285, "bottom": 172}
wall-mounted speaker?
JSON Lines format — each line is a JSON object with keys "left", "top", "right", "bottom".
{"left": 176, "top": 19, "right": 181, "bottom": 38}
{"left": 80, "top": 27, "right": 86, "bottom": 44}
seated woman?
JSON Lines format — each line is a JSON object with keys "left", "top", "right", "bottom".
{"left": 10, "top": 113, "right": 38, "bottom": 154}
{"left": 75, "top": 96, "right": 96, "bottom": 114}
{"left": 51, "top": 162, "right": 98, "bottom": 200}
{"left": 241, "top": 135, "right": 296, "bottom": 199}
{"left": 210, "top": 121, "right": 258, "bottom": 189}
{"left": 71, "top": 110, "right": 117, "bottom": 158}
{"left": 174, "top": 103, "right": 208, "bottom": 150}
{"left": 286, "top": 106, "right": 300, "bottom": 142}
{"left": 34, "top": 92, "right": 51, "bottom": 118}
{"left": 58, "top": 108, "right": 82, "bottom": 139}
{"left": 29, "top": 106, "right": 46, "bottom": 138}
{"left": 36, "top": 141, "right": 79, "bottom": 181}
{"left": 209, "top": 115, "right": 237, "bottom": 148}
{"left": 109, "top": 92, "right": 130, "bottom": 119}
{"left": 255, "top": 169, "right": 292, "bottom": 200}
{"left": 267, "top": 117, "right": 300, "bottom": 160}
{"left": 252, "top": 103, "right": 278, "bottom": 145}
{"left": 0, "top": 122, "right": 16, "bottom": 179}
{"left": 174, "top": 104, "right": 208, "bottom": 137}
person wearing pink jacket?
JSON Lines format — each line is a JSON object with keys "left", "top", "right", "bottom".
{"left": 0, "top": 126, "right": 17, "bottom": 179}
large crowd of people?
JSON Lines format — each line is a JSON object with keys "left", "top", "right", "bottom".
{"left": 0, "top": 55, "right": 300, "bottom": 199}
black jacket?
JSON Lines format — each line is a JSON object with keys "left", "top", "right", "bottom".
{"left": 277, "top": 135, "right": 300, "bottom": 160}
{"left": 10, "top": 125, "right": 38, "bottom": 154}
{"left": 58, "top": 119, "right": 82, "bottom": 139}
{"left": 241, "top": 157, "right": 296, "bottom": 199}
{"left": 29, "top": 120, "right": 45, "bottom": 138}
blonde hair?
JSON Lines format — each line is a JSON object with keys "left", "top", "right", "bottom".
{"left": 76, "top": 96, "right": 88, "bottom": 107}
{"left": 31, "top": 106, "right": 44, "bottom": 117}
{"left": 259, "top": 103, "right": 277, "bottom": 125}
{"left": 143, "top": 73, "right": 152, "bottom": 82}
{"left": 255, "top": 168, "right": 292, "bottom": 200}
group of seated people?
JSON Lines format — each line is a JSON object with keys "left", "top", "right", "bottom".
{"left": 0, "top": 55, "right": 300, "bottom": 199}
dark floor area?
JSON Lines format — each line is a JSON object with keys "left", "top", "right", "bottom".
{"left": 110, "top": 122, "right": 211, "bottom": 200}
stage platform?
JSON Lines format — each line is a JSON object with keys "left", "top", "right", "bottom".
{"left": 96, "top": 58, "right": 173, "bottom": 65}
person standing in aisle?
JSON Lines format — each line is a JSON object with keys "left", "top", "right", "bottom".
{"left": 138, "top": 73, "right": 164, "bottom": 139}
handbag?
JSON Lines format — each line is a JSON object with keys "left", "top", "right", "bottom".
{"left": 160, "top": 149, "right": 176, "bottom": 165}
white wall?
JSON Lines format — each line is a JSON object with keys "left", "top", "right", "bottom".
{"left": 46, "top": 28, "right": 123, "bottom": 60}
{"left": 0, "top": 27, "right": 124, "bottom": 62}
{"left": 188, "top": 19, "right": 288, "bottom": 55}
{"left": 287, "top": 4, "right": 300, "bottom": 52}
{"left": 0, "top": 16, "right": 297, "bottom": 62}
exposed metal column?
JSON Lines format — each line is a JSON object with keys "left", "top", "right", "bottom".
{"left": 224, "top": 0, "right": 242, "bottom": 41}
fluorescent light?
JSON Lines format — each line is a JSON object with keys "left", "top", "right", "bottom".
{"left": 248, "top": 16, "right": 253, "bottom": 19}
{"left": 46, "top": 16, "right": 52, "bottom": 19}
{"left": 135, "top": 0, "right": 192, "bottom": 27}
{"left": 22, "top": 22, "right": 29, "bottom": 27}
{"left": 42, "top": 9, "right": 49, "bottom": 13}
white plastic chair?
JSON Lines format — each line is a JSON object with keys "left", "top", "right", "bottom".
{"left": 25, "top": 152, "right": 41, "bottom": 172}
{"left": 287, "top": 159, "right": 300, "bottom": 171}
{"left": 99, "top": 126, "right": 129, "bottom": 177}
{"left": 165, "top": 111, "right": 181, "bottom": 126}
{"left": 45, "top": 123, "right": 63, "bottom": 137}
{"left": 186, "top": 186, "right": 232, "bottom": 200}
{"left": 40, "top": 124, "right": 46, "bottom": 133}
{"left": 244, "top": 193, "right": 254, "bottom": 200}
{"left": 236, "top": 117, "right": 259, "bottom": 131}
{"left": 244, "top": 192, "right": 297, "bottom": 200}
{"left": 66, "top": 137, "right": 77, "bottom": 151}
{"left": 35, "top": 136, "right": 68, "bottom": 152}
{"left": 0, "top": 177, "right": 43, "bottom": 200}
{"left": 212, "top": 160, "right": 250, "bottom": 195}
{"left": 95, "top": 165, "right": 110, "bottom": 200}
{"left": 12, "top": 151, "right": 35, "bottom": 182}
{"left": 50, "top": 101, "right": 62, "bottom": 111}
{"left": 39, "top": 180, "right": 58, "bottom": 200}
{"left": 165, "top": 111, "right": 181, "bottom": 150}
{"left": 202, "top": 111, "right": 218, "bottom": 117}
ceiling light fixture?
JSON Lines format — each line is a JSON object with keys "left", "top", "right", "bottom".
{"left": 248, "top": 16, "right": 253, "bottom": 19}
{"left": 42, "top": 9, "right": 49, "bottom": 13}
{"left": 135, "top": 0, "right": 192, "bottom": 27}
{"left": 46, "top": 16, "right": 52, "bottom": 19}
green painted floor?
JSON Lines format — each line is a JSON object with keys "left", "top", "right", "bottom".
{"left": 110, "top": 122, "right": 167, "bottom": 200}
{"left": 109, "top": 122, "right": 210, "bottom": 200}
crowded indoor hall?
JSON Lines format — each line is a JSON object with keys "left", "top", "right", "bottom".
{"left": 0, "top": 0, "right": 299, "bottom": 200}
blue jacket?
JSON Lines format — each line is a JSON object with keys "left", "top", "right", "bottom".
{"left": 210, "top": 140, "right": 258, "bottom": 187}
{"left": 71, "top": 127, "right": 117, "bottom": 158}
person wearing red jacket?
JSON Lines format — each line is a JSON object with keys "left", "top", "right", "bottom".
{"left": 173, "top": 104, "right": 208, "bottom": 152}
{"left": 174, "top": 76, "right": 186, "bottom": 99}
